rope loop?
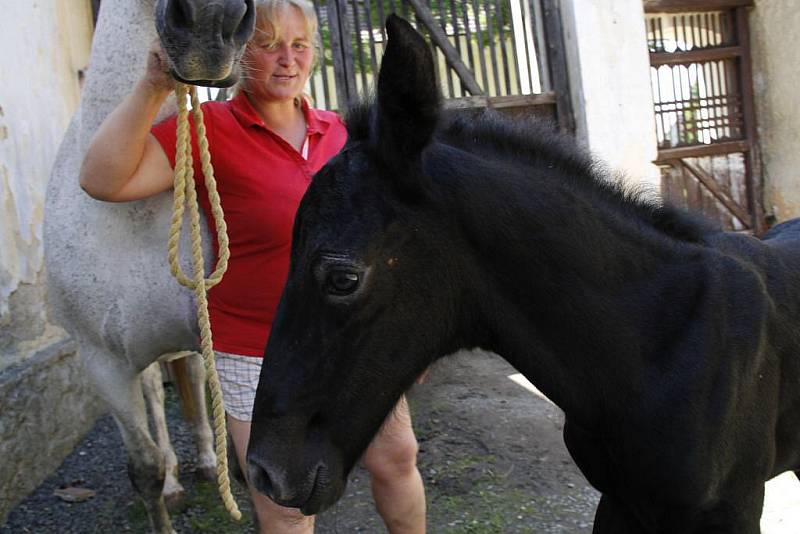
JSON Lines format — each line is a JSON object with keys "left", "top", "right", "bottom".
{"left": 167, "top": 83, "right": 240, "bottom": 521}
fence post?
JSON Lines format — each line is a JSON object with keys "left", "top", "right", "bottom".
{"left": 328, "top": 0, "right": 358, "bottom": 108}
{"left": 541, "top": 0, "right": 574, "bottom": 133}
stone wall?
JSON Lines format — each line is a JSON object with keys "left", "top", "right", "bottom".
{"left": 749, "top": 1, "right": 800, "bottom": 222}
{"left": 0, "top": 336, "right": 103, "bottom": 521}
{"left": 0, "top": 0, "right": 102, "bottom": 522}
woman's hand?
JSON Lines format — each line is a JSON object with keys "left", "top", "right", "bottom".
{"left": 142, "top": 39, "right": 177, "bottom": 94}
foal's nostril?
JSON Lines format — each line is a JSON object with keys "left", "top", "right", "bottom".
{"left": 248, "top": 462, "right": 275, "bottom": 499}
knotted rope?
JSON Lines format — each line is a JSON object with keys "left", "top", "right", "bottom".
{"left": 167, "top": 82, "right": 240, "bottom": 520}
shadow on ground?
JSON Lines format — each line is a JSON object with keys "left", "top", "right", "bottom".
{"left": 1, "top": 350, "right": 597, "bottom": 532}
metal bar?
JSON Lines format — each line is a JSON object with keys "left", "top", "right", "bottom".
{"left": 735, "top": 6, "right": 764, "bottom": 233}
{"left": 328, "top": 0, "right": 357, "bottom": 106}
{"left": 349, "top": 0, "right": 368, "bottom": 92}
{"left": 680, "top": 160, "right": 751, "bottom": 226}
{"left": 419, "top": 1, "right": 442, "bottom": 99}
{"left": 679, "top": 14, "right": 687, "bottom": 51}
{"left": 680, "top": 14, "right": 689, "bottom": 50}
{"left": 654, "top": 139, "right": 749, "bottom": 163}
{"left": 376, "top": 0, "right": 388, "bottom": 39}
{"left": 703, "top": 62, "right": 722, "bottom": 141}
{"left": 643, "top": 0, "right": 753, "bottom": 13}
{"left": 362, "top": 0, "right": 379, "bottom": 79}
{"left": 494, "top": 0, "right": 512, "bottom": 95}
{"left": 653, "top": 66, "right": 668, "bottom": 147}
{"left": 312, "top": 0, "right": 331, "bottom": 108}
{"left": 541, "top": 0, "right": 574, "bottom": 133}
{"left": 447, "top": 0, "right": 466, "bottom": 95}
{"left": 530, "top": 0, "right": 551, "bottom": 91}
{"left": 438, "top": 0, "right": 455, "bottom": 96}
{"left": 400, "top": 0, "right": 410, "bottom": 20}
{"left": 469, "top": 0, "right": 490, "bottom": 92}
{"left": 671, "top": 64, "right": 685, "bottom": 144}
{"left": 458, "top": 0, "right": 478, "bottom": 91}
{"left": 650, "top": 46, "right": 744, "bottom": 66}
{"left": 482, "top": 1, "right": 500, "bottom": 96}
{"left": 406, "top": 0, "right": 484, "bottom": 95}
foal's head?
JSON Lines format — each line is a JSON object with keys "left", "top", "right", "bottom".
{"left": 247, "top": 15, "right": 468, "bottom": 513}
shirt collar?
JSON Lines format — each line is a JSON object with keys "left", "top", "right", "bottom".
{"left": 230, "top": 91, "right": 332, "bottom": 135}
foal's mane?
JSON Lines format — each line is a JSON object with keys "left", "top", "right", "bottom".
{"left": 345, "top": 103, "right": 717, "bottom": 243}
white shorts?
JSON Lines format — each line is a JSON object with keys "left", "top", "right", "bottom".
{"left": 214, "top": 351, "right": 262, "bottom": 422}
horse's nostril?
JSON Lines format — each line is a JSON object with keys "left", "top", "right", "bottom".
{"left": 232, "top": 0, "right": 257, "bottom": 44}
{"left": 168, "top": 0, "right": 195, "bottom": 28}
{"left": 248, "top": 461, "right": 275, "bottom": 499}
{"left": 221, "top": 0, "right": 249, "bottom": 40}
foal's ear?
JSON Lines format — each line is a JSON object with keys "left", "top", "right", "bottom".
{"left": 374, "top": 15, "right": 440, "bottom": 194}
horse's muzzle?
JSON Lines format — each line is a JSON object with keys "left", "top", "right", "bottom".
{"left": 247, "top": 457, "right": 335, "bottom": 515}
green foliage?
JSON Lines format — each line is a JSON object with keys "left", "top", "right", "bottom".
{"left": 315, "top": 0, "right": 516, "bottom": 74}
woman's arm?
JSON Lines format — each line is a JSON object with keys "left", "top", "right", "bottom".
{"left": 79, "top": 42, "right": 176, "bottom": 202}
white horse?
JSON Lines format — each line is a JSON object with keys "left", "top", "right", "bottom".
{"left": 43, "top": 0, "right": 255, "bottom": 532}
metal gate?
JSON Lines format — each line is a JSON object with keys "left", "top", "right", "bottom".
{"left": 309, "top": 0, "right": 574, "bottom": 131}
{"left": 644, "top": 0, "right": 764, "bottom": 233}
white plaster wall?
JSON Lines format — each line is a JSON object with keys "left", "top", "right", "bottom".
{"left": 749, "top": 1, "right": 800, "bottom": 222}
{"left": 560, "top": 0, "right": 660, "bottom": 191}
{"left": 0, "top": 0, "right": 92, "bottom": 318}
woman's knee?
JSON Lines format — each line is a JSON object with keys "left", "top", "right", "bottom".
{"left": 270, "top": 505, "right": 312, "bottom": 526}
{"left": 253, "top": 494, "right": 314, "bottom": 531}
{"left": 362, "top": 426, "right": 420, "bottom": 480}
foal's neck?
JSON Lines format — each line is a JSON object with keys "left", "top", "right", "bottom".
{"left": 449, "top": 153, "right": 707, "bottom": 426}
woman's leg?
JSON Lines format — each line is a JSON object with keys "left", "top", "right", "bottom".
{"left": 216, "top": 351, "right": 314, "bottom": 533}
{"left": 362, "top": 395, "right": 426, "bottom": 534}
{"left": 228, "top": 415, "right": 315, "bottom": 534}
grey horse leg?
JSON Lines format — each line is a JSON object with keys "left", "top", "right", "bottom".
{"left": 84, "top": 347, "right": 174, "bottom": 534}
{"left": 141, "top": 362, "right": 185, "bottom": 511}
{"left": 184, "top": 352, "right": 217, "bottom": 480}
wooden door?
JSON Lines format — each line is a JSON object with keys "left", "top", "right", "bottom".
{"left": 644, "top": 0, "right": 764, "bottom": 233}
{"left": 311, "top": 0, "right": 574, "bottom": 132}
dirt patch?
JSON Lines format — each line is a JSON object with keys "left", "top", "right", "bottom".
{"left": 6, "top": 349, "right": 800, "bottom": 532}
{"left": 2, "top": 350, "right": 599, "bottom": 533}
{"left": 318, "top": 350, "right": 599, "bottom": 533}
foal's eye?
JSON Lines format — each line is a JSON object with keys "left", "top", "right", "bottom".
{"left": 326, "top": 270, "right": 360, "bottom": 295}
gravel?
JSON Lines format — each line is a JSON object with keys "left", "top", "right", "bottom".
{"left": 2, "top": 351, "right": 601, "bottom": 533}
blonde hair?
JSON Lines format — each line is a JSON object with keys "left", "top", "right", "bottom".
{"left": 253, "top": 0, "right": 321, "bottom": 62}
{"left": 232, "top": 0, "right": 320, "bottom": 103}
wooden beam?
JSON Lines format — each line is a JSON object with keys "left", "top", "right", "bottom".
{"left": 643, "top": 0, "right": 753, "bottom": 13}
{"left": 650, "top": 46, "right": 743, "bottom": 67}
{"left": 654, "top": 140, "right": 749, "bottom": 164}
{"left": 405, "top": 0, "right": 484, "bottom": 96}
{"left": 680, "top": 160, "right": 751, "bottom": 226}
{"left": 444, "top": 92, "right": 557, "bottom": 110}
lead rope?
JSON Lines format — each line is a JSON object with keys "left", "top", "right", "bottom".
{"left": 167, "top": 82, "right": 241, "bottom": 521}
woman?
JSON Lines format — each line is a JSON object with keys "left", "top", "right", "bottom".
{"left": 79, "top": 1, "right": 426, "bottom": 532}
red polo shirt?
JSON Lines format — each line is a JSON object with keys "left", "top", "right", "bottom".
{"left": 151, "top": 92, "right": 347, "bottom": 356}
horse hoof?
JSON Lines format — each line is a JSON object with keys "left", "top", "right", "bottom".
{"left": 197, "top": 465, "right": 218, "bottom": 482}
{"left": 164, "top": 488, "right": 186, "bottom": 512}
